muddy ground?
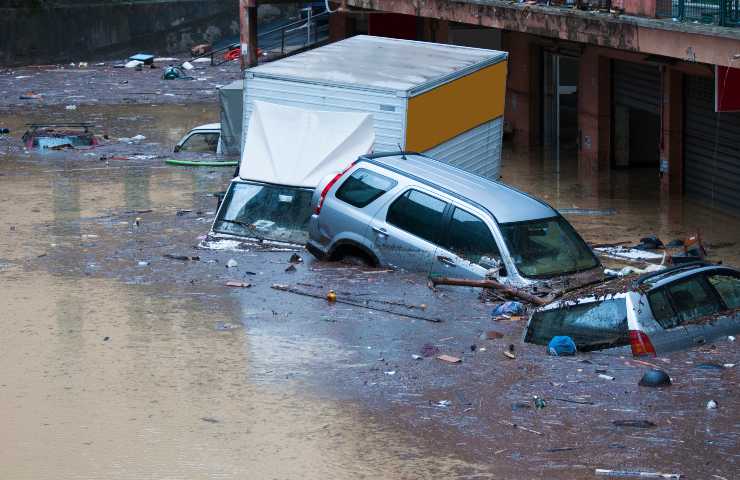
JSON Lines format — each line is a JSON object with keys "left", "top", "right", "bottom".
{"left": 0, "top": 63, "right": 738, "bottom": 479}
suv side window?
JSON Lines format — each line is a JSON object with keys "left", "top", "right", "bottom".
{"left": 442, "top": 207, "right": 501, "bottom": 265}
{"left": 667, "top": 277, "right": 721, "bottom": 325}
{"left": 386, "top": 189, "right": 447, "bottom": 244}
{"left": 707, "top": 273, "right": 740, "bottom": 309}
{"left": 648, "top": 289, "right": 678, "bottom": 329}
{"left": 335, "top": 168, "right": 397, "bottom": 208}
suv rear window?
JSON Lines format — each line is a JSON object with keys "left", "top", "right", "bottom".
{"left": 335, "top": 168, "right": 396, "bottom": 208}
{"left": 524, "top": 298, "right": 629, "bottom": 351}
{"left": 387, "top": 189, "right": 447, "bottom": 244}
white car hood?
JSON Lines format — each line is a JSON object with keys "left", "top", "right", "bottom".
{"left": 239, "top": 101, "right": 374, "bottom": 188}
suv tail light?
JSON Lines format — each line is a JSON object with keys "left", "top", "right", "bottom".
{"left": 314, "top": 163, "right": 355, "bottom": 214}
{"left": 629, "top": 330, "right": 657, "bottom": 357}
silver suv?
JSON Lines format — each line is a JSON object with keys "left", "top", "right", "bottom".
{"left": 307, "top": 152, "right": 602, "bottom": 288}
{"left": 524, "top": 263, "right": 740, "bottom": 356}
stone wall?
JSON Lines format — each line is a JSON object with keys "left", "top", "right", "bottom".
{"left": 0, "top": 0, "right": 240, "bottom": 65}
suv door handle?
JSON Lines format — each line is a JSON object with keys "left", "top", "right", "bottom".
{"left": 437, "top": 255, "right": 456, "bottom": 267}
{"left": 372, "top": 226, "right": 387, "bottom": 237}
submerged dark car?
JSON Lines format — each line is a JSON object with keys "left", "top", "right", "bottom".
{"left": 524, "top": 263, "right": 740, "bottom": 356}
{"left": 22, "top": 123, "right": 97, "bottom": 149}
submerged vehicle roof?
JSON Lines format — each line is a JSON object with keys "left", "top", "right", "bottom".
{"left": 360, "top": 153, "right": 557, "bottom": 223}
{"left": 191, "top": 123, "right": 221, "bottom": 131}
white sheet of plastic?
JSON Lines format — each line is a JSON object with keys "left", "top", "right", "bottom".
{"left": 239, "top": 101, "right": 374, "bottom": 187}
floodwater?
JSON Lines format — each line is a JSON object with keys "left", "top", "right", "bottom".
{"left": 1, "top": 103, "right": 738, "bottom": 479}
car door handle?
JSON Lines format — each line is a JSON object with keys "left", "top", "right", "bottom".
{"left": 437, "top": 255, "right": 456, "bottom": 266}
{"left": 372, "top": 226, "right": 387, "bottom": 237}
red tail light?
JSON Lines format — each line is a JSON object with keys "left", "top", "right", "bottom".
{"left": 629, "top": 330, "right": 657, "bottom": 357}
{"left": 314, "top": 163, "right": 355, "bottom": 214}
{"left": 315, "top": 173, "right": 342, "bottom": 214}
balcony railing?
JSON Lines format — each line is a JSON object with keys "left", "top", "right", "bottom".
{"left": 657, "top": 0, "right": 740, "bottom": 26}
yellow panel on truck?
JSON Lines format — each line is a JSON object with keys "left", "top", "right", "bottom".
{"left": 405, "top": 60, "right": 507, "bottom": 153}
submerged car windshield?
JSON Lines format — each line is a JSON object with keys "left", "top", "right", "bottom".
{"left": 213, "top": 181, "right": 314, "bottom": 245}
{"left": 500, "top": 216, "right": 599, "bottom": 278}
{"left": 524, "top": 298, "right": 630, "bottom": 351}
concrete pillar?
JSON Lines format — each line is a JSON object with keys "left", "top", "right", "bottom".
{"left": 502, "top": 31, "right": 539, "bottom": 147}
{"left": 329, "top": 10, "right": 351, "bottom": 42}
{"left": 577, "top": 47, "right": 611, "bottom": 176}
{"left": 661, "top": 68, "right": 684, "bottom": 195}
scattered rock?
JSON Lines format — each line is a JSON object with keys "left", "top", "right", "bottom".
{"left": 707, "top": 400, "right": 718, "bottom": 410}
{"left": 225, "top": 281, "right": 251, "bottom": 288}
{"left": 226, "top": 258, "right": 238, "bottom": 268}
{"left": 289, "top": 253, "right": 303, "bottom": 263}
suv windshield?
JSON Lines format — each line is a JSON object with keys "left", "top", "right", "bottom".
{"left": 500, "top": 217, "right": 598, "bottom": 278}
{"left": 213, "top": 181, "right": 314, "bottom": 245}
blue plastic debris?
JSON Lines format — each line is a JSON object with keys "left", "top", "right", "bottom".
{"left": 548, "top": 336, "right": 577, "bottom": 356}
{"left": 129, "top": 53, "right": 155, "bottom": 65}
{"left": 492, "top": 301, "right": 524, "bottom": 316}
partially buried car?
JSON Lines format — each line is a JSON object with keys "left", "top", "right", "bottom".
{"left": 523, "top": 262, "right": 740, "bottom": 356}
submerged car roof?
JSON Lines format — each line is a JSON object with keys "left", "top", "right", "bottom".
{"left": 361, "top": 153, "right": 557, "bottom": 223}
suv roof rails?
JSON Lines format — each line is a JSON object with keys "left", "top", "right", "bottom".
{"left": 360, "top": 151, "right": 425, "bottom": 160}
{"left": 635, "top": 261, "right": 713, "bottom": 286}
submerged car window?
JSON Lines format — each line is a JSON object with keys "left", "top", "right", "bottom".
{"left": 500, "top": 217, "right": 598, "bottom": 278}
{"left": 707, "top": 274, "right": 740, "bottom": 309}
{"left": 386, "top": 190, "right": 447, "bottom": 244}
{"left": 525, "top": 298, "right": 629, "bottom": 350}
{"left": 648, "top": 289, "right": 678, "bottom": 329}
{"left": 441, "top": 208, "right": 501, "bottom": 267}
{"left": 213, "top": 182, "right": 314, "bottom": 244}
{"left": 180, "top": 132, "right": 219, "bottom": 152}
{"left": 666, "top": 277, "right": 721, "bottom": 325}
{"left": 335, "top": 169, "right": 397, "bottom": 208}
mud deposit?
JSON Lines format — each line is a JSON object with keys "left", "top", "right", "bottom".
{"left": 1, "top": 95, "right": 738, "bottom": 479}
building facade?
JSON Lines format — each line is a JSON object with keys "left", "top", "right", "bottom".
{"left": 325, "top": 0, "right": 740, "bottom": 214}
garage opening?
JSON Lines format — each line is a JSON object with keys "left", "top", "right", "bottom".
{"left": 612, "top": 61, "right": 662, "bottom": 170}
{"left": 684, "top": 74, "right": 740, "bottom": 214}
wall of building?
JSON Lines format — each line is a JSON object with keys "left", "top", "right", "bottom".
{"left": 0, "top": 0, "right": 239, "bottom": 66}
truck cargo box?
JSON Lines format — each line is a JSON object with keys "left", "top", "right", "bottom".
{"left": 242, "top": 35, "right": 508, "bottom": 181}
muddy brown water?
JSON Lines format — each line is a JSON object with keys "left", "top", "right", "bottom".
{"left": 0, "top": 104, "right": 738, "bottom": 479}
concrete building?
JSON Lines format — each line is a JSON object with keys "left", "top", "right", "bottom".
{"left": 319, "top": 0, "right": 740, "bottom": 214}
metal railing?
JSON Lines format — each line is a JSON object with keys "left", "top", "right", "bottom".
{"left": 657, "top": 0, "right": 740, "bottom": 27}
{"left": 258, "top": 9, "right": 331, "bottom": 59}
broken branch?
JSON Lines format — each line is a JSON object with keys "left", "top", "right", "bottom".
{"left": 271, "top": 284, "right": 442, "bottom": 323}
{"left": 430, "top": 277, "right": 554, "bottom": 306}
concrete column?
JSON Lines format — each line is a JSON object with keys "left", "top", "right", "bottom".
{"left": 502, "top": 31, "right": 539, "bottom": 147}
{"left": 661, "top": 68, "right": 684, "bottom": 195}
{"left": 577, "top": 47, "right": 611, "bottom": 176}
{"left": 329, "top": 10, "right": 351, "bottom": 42}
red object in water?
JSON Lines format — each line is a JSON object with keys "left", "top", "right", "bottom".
{"left": 224, "top": 46, "right": 262, "bottom": 63}
{"left": 715, "top": 65, "right": 740, "bottom": 112}
{"left": 224, "top": 48, "right": 241, "bottom": 62}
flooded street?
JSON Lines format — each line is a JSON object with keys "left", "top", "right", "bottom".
{"left": 1, "top": 98, "right": 738, "bottom": 479}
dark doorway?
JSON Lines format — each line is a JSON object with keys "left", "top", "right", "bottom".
{"left": 628, "top": 110, "right": 660, "bottom": 167}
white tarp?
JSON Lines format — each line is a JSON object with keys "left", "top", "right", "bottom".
{"left": 239, "top": 101, "right": 374, "bottom": 187}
